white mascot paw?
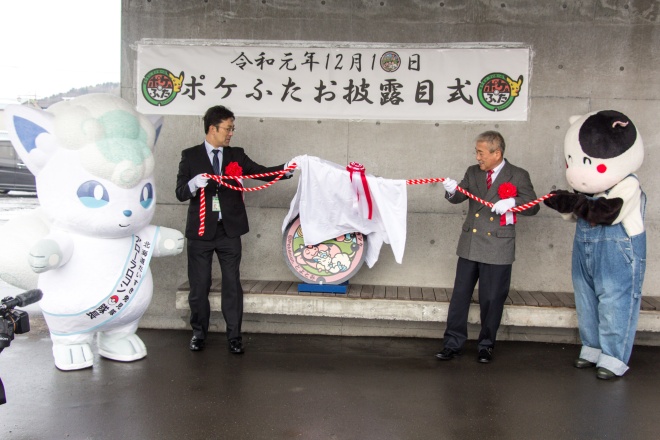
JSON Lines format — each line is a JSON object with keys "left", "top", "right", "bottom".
{"left": 97, "top": 332, "right": 147, "bottom": 362}
{"left": 155, "top": 227, "right": 185, "bottom": 257}
{"left": 52, "top": 343, "right": 94, "bottom": 371}
{"left": 28, "top": 239, "right": 62, "bottom": 273}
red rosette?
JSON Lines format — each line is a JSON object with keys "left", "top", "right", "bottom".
{"left": 498, "top": 182, "right": 517, "bottom": 199}
{"left": 225, "top": 161, "right": 243, "bottom": 177}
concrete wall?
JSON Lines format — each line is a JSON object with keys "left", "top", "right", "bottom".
{"left": 121, "top": 0, "right": 660, "bottom": 326}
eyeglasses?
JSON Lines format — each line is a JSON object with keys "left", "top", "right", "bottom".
{"left": 216, "top": 125, "right": 236, "bottom": 133}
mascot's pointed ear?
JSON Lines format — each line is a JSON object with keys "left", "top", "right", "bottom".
{"left": 569, "top": 115, "right": 582, "bottom": 125}
{"left": 145, "top": 114, "right": 164, "bottom": 149}
{"left": 3, "top": 104, "right": 56, "bottom": 176}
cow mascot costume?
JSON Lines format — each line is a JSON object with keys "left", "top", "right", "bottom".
{"left": 1, "top": 94, "right": 184, "bottom": 371}
{"left": 544, "top": 110, "right": 646, "bottom": 380}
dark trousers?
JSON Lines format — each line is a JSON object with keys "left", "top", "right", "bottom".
{"left": 187, "top": 221, "right": 243, "bottom": 341}
{"left": 443, "top": 257, "right": 512, "bottom": 351}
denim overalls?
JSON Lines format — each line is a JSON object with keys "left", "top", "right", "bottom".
{"left": 572, "top": 181, "right": 646, "bottom": 376}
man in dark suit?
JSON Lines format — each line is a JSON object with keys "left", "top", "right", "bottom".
{"left": 176, "top": 105, "right": 295, "bottom": 354}
{"left": 436, "top": 131, "right": 539, "bottom": 363}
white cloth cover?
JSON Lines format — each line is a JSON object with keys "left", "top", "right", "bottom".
{"left": 283, "top": 155, "right": 407, "bottom": 268}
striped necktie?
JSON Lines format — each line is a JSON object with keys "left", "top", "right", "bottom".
{"left": 212, "top": 149, "right": 220, "bottom": 175}
{"left": 486, "top": 169, "right": 493, "bottom": 189}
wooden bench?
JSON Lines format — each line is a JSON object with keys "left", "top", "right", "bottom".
{"left": 174, "top": 279, "right": 660, "bottom": 335}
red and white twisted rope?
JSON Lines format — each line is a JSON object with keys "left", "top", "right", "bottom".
{"left": 197, "top": 164, "right": 297, "bottom": 236}
{"left": 197, "top": 166, "right": 553, "bottom": 236}
{"left": 405, "top": 177, "right": 554, "bottom": 212}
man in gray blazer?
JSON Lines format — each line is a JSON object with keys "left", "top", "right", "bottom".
{"left": 436, "top": 131, "right": 540, "bottom": 363}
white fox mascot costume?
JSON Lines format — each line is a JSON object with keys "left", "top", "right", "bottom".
{"left": 544, "top": 110, "right": 645, "bottom": 380}
{"left": 1, "top": 94, "right": 184, "bottom": 371}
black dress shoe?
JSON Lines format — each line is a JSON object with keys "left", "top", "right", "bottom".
{"left": 189, "top": 336, "right": 205, "bottom": 351}
{"left": 435, "top": 347, "right": 461, "bottom": 360}
{"left": 228, "top": 339, "right": 245, "bottom": 354}
{"left": 477, "top": 348, "right": 493, "bottom": 363}
{"left": 596, "top": 367, "right": 616, "bottom": 380}
{"left": 574, "top": 358, "right": 596, "bottom": 369}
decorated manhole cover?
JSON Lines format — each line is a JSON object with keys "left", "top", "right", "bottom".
{"left": 283, "top": 216, "right": 367, "bottom": 285}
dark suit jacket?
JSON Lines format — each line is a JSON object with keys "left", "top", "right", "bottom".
{"left": 446, "top": 159, "right": 539, "bottom": 265}
{"left": 176, "top": 143, "right": 287, "bottom": 240}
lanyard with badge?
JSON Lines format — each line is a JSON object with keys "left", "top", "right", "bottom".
{"left": 212, "top": 193, "right": 221, "bottom": 213}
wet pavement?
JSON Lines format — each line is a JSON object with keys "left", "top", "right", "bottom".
{"left": 1, "top": 328, "right": 659, "bottom": 440}
{"left": 0, "top": 191, "right": 39, "bottom": 225}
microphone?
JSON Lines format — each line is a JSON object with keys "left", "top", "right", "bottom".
{"left": 1, "top": 289, "right": 43, "bottom": 309}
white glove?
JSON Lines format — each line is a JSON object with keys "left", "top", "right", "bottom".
{"left": 286, "top": 155, "right": 303, "bottom": 171}
{"left": 192, "top": 174, "right": 209, "bottom": 190}
{"left": 492, "top": 198, "right": 516, "bottom": 215}
{"left": 442, "top": 178, "right": 457, "bottom": 194}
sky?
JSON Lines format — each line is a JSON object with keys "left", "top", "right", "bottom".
{"left": 0, "top": 0, "right": 120, "bottom": 102}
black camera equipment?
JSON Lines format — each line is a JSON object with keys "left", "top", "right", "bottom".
{"left": 1, "top": 289, "right": 43, "bottom": 405}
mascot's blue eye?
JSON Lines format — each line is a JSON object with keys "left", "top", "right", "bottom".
{"left": 77, "top": 181, "right": 109, "bottom": 208}
{"left": 140, "top": 183, "right": 154, "bottom": 208}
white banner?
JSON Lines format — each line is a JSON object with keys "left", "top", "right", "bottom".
{"left": 137, "top": 40, "right": 530, "bottom": 121}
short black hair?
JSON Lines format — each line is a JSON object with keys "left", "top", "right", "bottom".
{"left": 203, "top": 106, "right": 235, "bottom": 134}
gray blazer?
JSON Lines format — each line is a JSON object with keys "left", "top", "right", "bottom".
{"left": 446, "top": 159, "right": 539, "bottom": 265}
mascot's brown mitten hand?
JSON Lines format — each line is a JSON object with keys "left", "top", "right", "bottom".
{"left": 573, "top": 196, "right": 623, "bottom": 225}
{"left": 544, "top": 190, "right": 624, "bottom": 225}
{"left": 544, "top": 189, "right": 584, "bottom": 213}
